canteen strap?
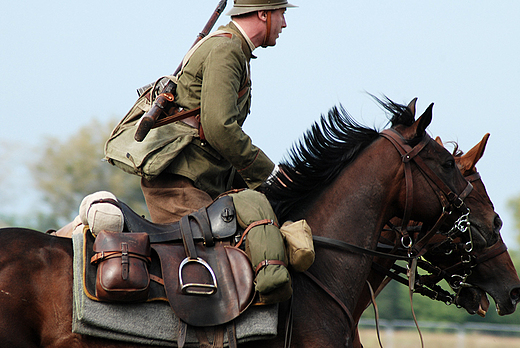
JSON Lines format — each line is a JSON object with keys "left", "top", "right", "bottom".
{"left": 235, "top": 219, "right": 279, "bottom": 248}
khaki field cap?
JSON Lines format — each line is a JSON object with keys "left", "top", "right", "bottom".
{"left": 226, "top": 0, "right": 297, "bottom": 16}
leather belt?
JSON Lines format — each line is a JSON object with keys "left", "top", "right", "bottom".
{"left": 181, "top": 115, "right": 200, "bottom": 129}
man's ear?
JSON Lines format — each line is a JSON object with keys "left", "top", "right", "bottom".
{"left": 257, "top": 10, "right": 268, "bottom": 21}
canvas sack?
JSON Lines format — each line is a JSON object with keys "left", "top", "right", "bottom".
{"left": 104, "top": 84, "right": 198, "bottom": 181}
{"left": 104, "top": 30, "right": 240, "bottom": 180}
{"left": 280, "top": 219, "right": 315, "bottom": 272}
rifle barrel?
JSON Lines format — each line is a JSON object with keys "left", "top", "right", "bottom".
{"left": 134, "top": 0, "right": 228, "bottom": 142}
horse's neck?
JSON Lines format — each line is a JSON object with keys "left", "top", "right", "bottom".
{"left": 307, "top": 142, "right": 401, "bottom": 245}
{"left": 303, "top": 142, "right": 402, "bottom": 308}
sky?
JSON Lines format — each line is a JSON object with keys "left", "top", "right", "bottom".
{"left": 1, "top": 1, "right": 520, "bottom": 247}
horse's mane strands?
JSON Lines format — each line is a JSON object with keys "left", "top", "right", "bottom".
{"left": 264, "top": 105, "right": 380, "bottom": 222}
{"left": 369, "top": 94, "right": 415, "bottom": 128}
{"left": 264, "top": 97, "right": 418, "bottom": 222}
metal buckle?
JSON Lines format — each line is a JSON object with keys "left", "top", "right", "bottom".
{"left": 401, "top": 235, "right": 413, "bottom": 249}
{"left": 178, "top": 257, "right": 218, "bottom": 295}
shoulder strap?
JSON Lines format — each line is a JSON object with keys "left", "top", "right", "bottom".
{"left": 177, "top": 30, "right": 232, "bottom": 80}
{"left": 152, "top": 30, "right": 249, "bottom": 133}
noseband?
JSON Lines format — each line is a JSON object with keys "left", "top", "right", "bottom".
{"left": 419, "top": 171, "right": 508, "bottom": 297}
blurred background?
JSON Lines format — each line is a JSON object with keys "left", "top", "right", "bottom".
{"left": 1, "top": 1, "right": 520, "bottom": 345}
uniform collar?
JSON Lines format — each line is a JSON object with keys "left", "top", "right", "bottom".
{"left": 231, "top": 21, "right": 257, "bottom": 54}
{"left": 224, "top": 21, "right": 257, "bottom": 59}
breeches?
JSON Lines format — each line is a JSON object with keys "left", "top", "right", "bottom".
{"left": 141, "top": 173, "right": 213, "bottom": 223}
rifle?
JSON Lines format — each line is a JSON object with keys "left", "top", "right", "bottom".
{"left": 134, "top": 0, "right": 228, "bottom": 142}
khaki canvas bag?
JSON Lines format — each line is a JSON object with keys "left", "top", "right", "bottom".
{"left": 103, "top": 84, "right": 198, "bottom": 181}
{"left": 104, "top": 30, "right": 234, "bottom": 181}
{"left": 280, "top": 219, "right": 315, "bottom": 272}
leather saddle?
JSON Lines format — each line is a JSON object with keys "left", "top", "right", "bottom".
{"left": 84, "top": 196, "right": 255, "bottom": 327}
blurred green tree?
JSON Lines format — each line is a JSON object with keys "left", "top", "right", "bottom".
{"left": 507, "top": 197, "right": 520, "bottom": 246}
{"left": 29, "top": 118, "right": 147, "bottom": 230}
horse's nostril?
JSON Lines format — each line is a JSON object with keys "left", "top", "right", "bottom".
{"left": 510, "top": 287, "right": 520, "bottom": 303}
{"left": 494, "top": 215, "right": 503, "bottom": 233}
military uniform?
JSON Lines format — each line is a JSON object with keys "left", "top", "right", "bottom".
{"left": 141, "top": 1, "right": 296, "bottom": 304}
{"left": 141, "top": 21, "right": 275, "bottom": 223}
{"left": 171, "top": 21, "right": 273, "bottom": 196}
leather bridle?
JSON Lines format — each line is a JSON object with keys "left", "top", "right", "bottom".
{"left": 410, "top": 171, "right": 508, "bottom": 298}
{"left": 372, "top": 165, "right": 507, "bottom": 309}
{"left": 379, "top": 128, "right": 474, "bottom": 257}
{"left": 299, "top": 128, "right": 476, "bottom": 346}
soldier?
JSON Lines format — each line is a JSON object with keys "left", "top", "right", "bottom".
{"left": 140, "top": 0, "right": 298, "bottom": 304}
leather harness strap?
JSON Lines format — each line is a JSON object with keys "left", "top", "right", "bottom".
{"left": 380, "top": 129, "right": 474, "bottom": 256}
{"left": 235, "top": 219, "right": 279, "bottom": 249}
{"left": 149, "top": 274, "right": 165, "bottom": 286}
{"left": 255, "top": 259, "right": 287, "bottom": 275}
{"left": 302, "top": 270, "right": 355, "bottom": 341}
{"left": 152, "top": 107, "right": 201, "bottom": 129}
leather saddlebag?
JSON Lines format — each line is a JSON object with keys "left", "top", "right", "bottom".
{"left": 91, "top": 230, "right": 151, "bottom": 302}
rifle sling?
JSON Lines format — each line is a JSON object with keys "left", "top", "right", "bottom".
{"left": 152, "top": 107, "right": 201, "bottom": 129}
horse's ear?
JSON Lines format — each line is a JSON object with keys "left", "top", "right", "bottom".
{"left": 407, "top": 97, "right": 418, "bottom": 117}
{"left": 459, "top": 133, "right": 490, "bottom": 170}
{"left": 410, "top": 103, "right": 433, "bottom": 137}
{"left": 435, "top": 136, "right": 443, "bottom": 146}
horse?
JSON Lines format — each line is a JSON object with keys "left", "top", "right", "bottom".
{"left": 249, "top": 98, "right": 516, "bottom": 347}
{"left": 0, "top": 98, "right": 512, "bottom": 347}
{"left": 351, "top": 132, "right": 520, "bottom": 347}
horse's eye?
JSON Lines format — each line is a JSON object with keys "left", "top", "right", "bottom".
{"left": 443, "top": 159, "right": 455, "bottom": 169}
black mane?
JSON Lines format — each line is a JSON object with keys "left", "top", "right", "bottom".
{"left": 263, "top": 98, "right": 414, "bottom": 223}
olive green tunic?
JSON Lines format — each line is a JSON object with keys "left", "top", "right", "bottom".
{"left": 166, "top": 22, "right": 274, "bottom": 198}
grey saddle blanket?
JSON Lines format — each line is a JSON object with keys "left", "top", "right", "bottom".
{"left": 72, "top": 232, "right": 278, "bottom": 347}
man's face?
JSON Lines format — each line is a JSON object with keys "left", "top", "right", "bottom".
{"left": 266, "top": 8, "right": 287, "bottom": 46}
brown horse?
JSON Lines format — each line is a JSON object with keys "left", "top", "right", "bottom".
{"left": 351, "top": 132, "right": 520, "bottom": 347}
{"left": 0, "top": 99, "right": 509, "bottom": 347}
{"left": 250, "top": 99, "right": 512, "bottom": 347}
